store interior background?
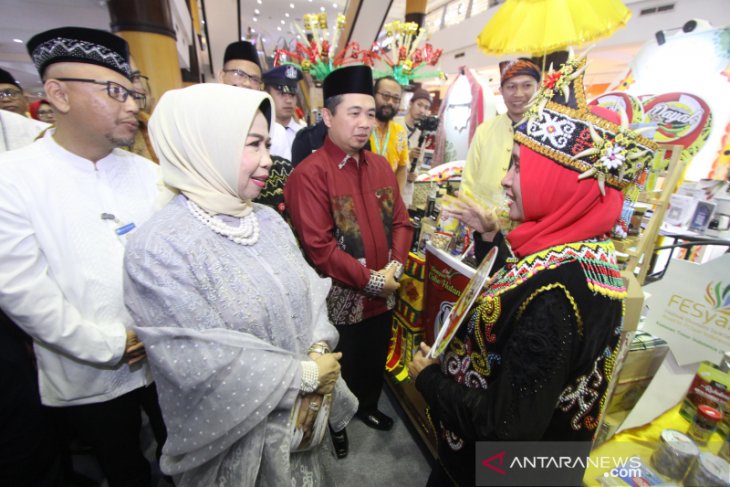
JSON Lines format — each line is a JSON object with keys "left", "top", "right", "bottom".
{"left": 2, "top": 0, "right": 730, "bottom": 484}
{"left": 2, "top": 0, "right": 729, "bottom": 180}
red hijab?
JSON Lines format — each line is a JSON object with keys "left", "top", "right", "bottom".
{"left": 506, "top": 108, "right": 624, "bottom": 258}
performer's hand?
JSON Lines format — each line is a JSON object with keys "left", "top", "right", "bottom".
{"left": 378, "top": 266, "right": 401, "bottom": 297}
{"left": 313, "top": 352, "right": 341, "bottom": 394}
{"left": 408, "top": 342, "right": 439, "bottom": 381}
{"left": 123, "top": 330, "right": 146, "bottom": 365}
{"left": 442, "top": 196, "right": 499, "bottom": 239}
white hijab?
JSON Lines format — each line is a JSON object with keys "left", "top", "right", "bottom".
{"left": 149, "top": 83, "right": 273, "bottom": 217}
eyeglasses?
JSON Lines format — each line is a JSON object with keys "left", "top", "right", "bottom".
{"left": 54, "top": 77, "right": 146, "bottom": 109}
{"left": 37, "top": 109, "right": 54, "bottom": 116}
{"left": 130, "top": 72, "right": 149, "bottom": 83}
{"left": 0, "top": 88, "right": 22, "bottom": 100}
{"left": 377, "top": 91, "right": 401, "bottom": 104}
{"left": 222, "top": 69, "right": 262, "bottom": 87}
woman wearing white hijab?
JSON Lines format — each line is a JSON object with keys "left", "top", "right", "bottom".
{"left": 123, "top": 83, "right": 357, "bottom": 486}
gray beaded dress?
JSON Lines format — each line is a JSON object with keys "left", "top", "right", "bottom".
{"left": 124, "top": 195, "right": 357, "bottom": 486}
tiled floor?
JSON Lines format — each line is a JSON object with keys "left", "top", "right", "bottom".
{"left": 70, "top": 385, "right": 433, "bottom": 486}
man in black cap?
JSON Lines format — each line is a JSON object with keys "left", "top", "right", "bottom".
{"left": 0, "top": 67, "right": 30, "bottom": 116}
{"left": 219, "top": 40, "right": 263, "bottom": 90}
{"left": 265, "top": 64, "right": 305, "bottom": 161}
{"left": 0, "top": 27, "right": 167, "bottom": 487}
{"left": 285, "top": 65, "right": 412, "bottom": 457}
{"left": 0, "top": 67, "right": 49, "bottom": 152}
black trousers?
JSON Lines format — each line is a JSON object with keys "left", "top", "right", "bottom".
{"left": 53, "top": 383, "right": 167, "bottom": 487}
{"left": 0, "top": 316, "right": 63, "bottom": 487}
{"left": 335, "top": 310, "right": 393, "bottom": 413}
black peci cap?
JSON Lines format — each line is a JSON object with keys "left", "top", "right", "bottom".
{"left": 322, "top": 65, "right": 373, "bottom": 100}
{"left": 223, "top": 40, "right": 261, "bottom": 68}
{"left": 27, "top": 27, "right": 132, "bottom": 79}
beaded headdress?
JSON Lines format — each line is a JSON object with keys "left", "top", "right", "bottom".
{"left": 369, "top": 21, "right": 444, "bottom": 86}
{"left": 274, "top": 13, "right": 369, "bottom": 85}
{"left": 515, "top": 52, "right": 657, "bottom": 195}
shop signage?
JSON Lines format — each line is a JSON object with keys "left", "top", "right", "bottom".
{"left": 642, "top": 254, "right": 730, "bottom": 366}
{"left": 588, "top": 92, "right": 644, "bottom": 125}
{"left": 642, "top": 93, "right": 713, "bottom": 157}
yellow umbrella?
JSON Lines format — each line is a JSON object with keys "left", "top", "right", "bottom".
{"left": 477, "top": 0, "right": 632, "bottom": 55}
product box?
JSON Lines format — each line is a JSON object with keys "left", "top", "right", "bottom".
{"left": 606, "top": 332, "right": 669, "bottom": 415}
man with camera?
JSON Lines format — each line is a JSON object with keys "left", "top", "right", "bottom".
{"left": 399, "top": 88, "right": 435, "bottom": 205}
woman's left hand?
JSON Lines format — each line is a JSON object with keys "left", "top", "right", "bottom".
{"left": 408, "top": 342, "right": 440, "bottom": 382}
{"left": 297, "top": 393, "right": 324, "bottom": 444}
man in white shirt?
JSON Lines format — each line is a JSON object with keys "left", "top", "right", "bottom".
{"left": 264, "top": 64, "right": 306, "bottom": 161}
{"left": 0, "top": 67, "right": 48, "bottom": 152}
{"left": 0, "top": 27, "right": 166, "bottom": 487}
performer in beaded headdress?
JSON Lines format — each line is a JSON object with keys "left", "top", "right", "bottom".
{"left": 409, "top": 52, "right": 656, "bottom": 487}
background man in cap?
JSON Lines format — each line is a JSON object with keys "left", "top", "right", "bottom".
{"left": 0, "top": 67, "right": 49, "bottom": 152}
{"left": 0, "top": 67, "right": 30, "bottom": 116}
{"left": 461, "top": 58, "right": 540, "bottom": 206}
{"left": 0, "top": 27, "right": 167, "bottom": 486}
{"left": 264, "top": 64, "right": 305, "bottom": 161}
{"left": 218, "top": 40, "right": 263, "bottom": 90}
{"left": 285, "top": 65, "right": 412, "bottom": 457}
{"left": 371, "top": 76, "right": 409, "bottom": 194}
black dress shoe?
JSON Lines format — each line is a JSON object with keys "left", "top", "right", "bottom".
{"left": 330, "top": 427, "right": 348, "bottom": 459}
{"left": 356, "top": 409, "right": 394, "bottom": 431}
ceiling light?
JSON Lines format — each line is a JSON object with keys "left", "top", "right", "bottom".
{"left": 333, "top": 3, "right": 338, "bottom": 7}
{"left": 254, "top": 8, "right": 260, "bottom": 14}
{"left": 290, "top": 3, "right": 295, "bottom": 8}
{"left": 253, "top": 17, "right": 258, "bottom": 21}
{"left": 262, "top": 37, "right": 267, "bottom": 43}
{"left": 320, "top": 6, "right": 325, "bottom": 11}
{"left": 280, "top": 19, "right": 285, "bottom": 24}
{"left": 12, "top": 38, "right": 23, "bottom": 43}
{"left": 251, "top": 28, "right": 256, "bottom": 33}
{"left": 285, "top": 13, "right": 290, "bottom": 17}
{"left": 256, "top": 0, "right": 262, "bottom": 3}
{"left": 297, "top": 34, "right": 301, "bottom": 39}
{"left": 277, "top": 26, "right": 282, "bottom": 31}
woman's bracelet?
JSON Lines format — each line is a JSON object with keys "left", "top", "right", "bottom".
{"left": 300, "top": 360, "right": 319, "bottom": 393}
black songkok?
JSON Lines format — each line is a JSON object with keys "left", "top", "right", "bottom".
{"left": 27, "top": 27, "right": 131, "bottom": 79}
{"left": 0, "top": 67, "right": 21, "bottom": 88}
{"left": 323, "top": 65, "right": 373, "bottom": 100}
{"left": 223, "top": 41, "right": 261, "bottom": 68}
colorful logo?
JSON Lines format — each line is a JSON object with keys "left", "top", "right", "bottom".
{"left": 705, "top": 281, "right": 730, "bottom": 312}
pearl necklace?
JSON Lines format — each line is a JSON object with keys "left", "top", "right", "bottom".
{"left": 186, "top": 199, "right": 260, "bottom": 246}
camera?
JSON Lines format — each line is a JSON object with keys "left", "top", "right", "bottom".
{"left": 415, "top": 115, "right": 439, "bottom": 133}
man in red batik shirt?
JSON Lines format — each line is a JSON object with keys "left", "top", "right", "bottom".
{"left": 285, "top": 65, "right": 412, "bottom": 458}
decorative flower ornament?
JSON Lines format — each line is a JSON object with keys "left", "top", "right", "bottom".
{"left": 515, "top": 50, "right": 657, "bottom": 196}
{"left": 273, "top": 13, "right": 368, "bottom": 85}
{"left": 367, "top": 21, "right": 444, "bottom": 86}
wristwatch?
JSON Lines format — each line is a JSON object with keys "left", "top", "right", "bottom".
{"left": 308, "top": 342, "right": 331, "bottom": 356}
{"left": 386, "top": 260, "right": 404, "bottom": 281}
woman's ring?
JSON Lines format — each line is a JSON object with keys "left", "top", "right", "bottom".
{"left": 309, "top": 402, "right": 320, "bottom": 411}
